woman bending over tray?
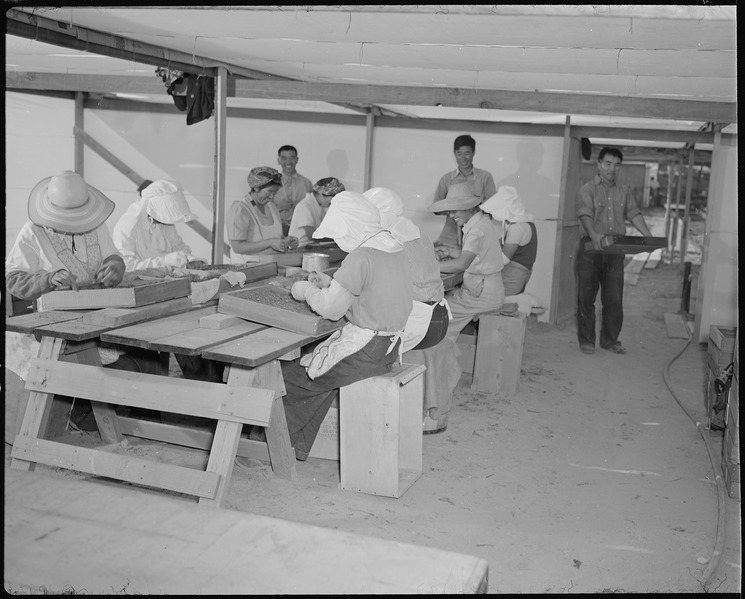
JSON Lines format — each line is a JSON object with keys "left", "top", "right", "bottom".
{"left": 5, "top": 171, "right": 164, "bottom": 432}
{"left": 281, "top": 191, "right": 413, "bottom": 460}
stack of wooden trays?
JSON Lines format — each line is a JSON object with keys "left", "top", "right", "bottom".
{"left": 705, "top": 325, "right": 737, "bottom": 431}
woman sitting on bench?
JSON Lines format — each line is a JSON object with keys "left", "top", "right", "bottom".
{"left": 282, "top": 191, "right": 413, "bottom": 461}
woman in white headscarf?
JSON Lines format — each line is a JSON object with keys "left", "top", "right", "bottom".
{"left": 112, "top": 179, "right": 206, "bottom": 271}
{"left": 481, "top": 186, "right": 537, "bottom": 296}
{"left": 364, "top": 187, "right": 461, "bottom": 435}
{"left": 281, "top": 191, "right": 413, "bottom": 460}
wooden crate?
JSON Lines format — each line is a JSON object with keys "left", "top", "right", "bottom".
{"left": 707, "top": 327, "right": 735, "bottom": 373}
{"left": 339, "top": 363, "right": 426, "bottom": 498}
{"left": 308, "top": 398, "right": 340, "bottom": 461}
{"left": 37, "top": 278, "right": 191, "bottom": 311}
{"left": 456, "top": 333, "right": 477, "bottom": 374}
{"left": 722, "top": 455, "right": 740, "bottom": 500}
{"left": 471, "top": 312, "right": 527, "bottom": 396}
{"left": 218, "top": 284, "right": 344, "bottom": 336}
{"left": 710, "top": 325, "right": 737, "bottom": 354}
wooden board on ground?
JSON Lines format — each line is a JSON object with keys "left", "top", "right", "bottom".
{"left": 218, "top": 285, "right": 344, "bottom": 336}
{"left": 4, "top": 469, "right": 489, "bottom": 594}
{"left": 643, "top": 248, "right": 663, "bottom": 269}
{"left": 37, "top": 278, "right": 191, "bottom": 311}
{"left": 664, "top": 312, "right": 691, "bottom": 339}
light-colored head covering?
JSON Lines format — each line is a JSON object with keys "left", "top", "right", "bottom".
{"left": 363, "top": 187, "right": 421, "bottom": 243}
{"left": 313, "top": 191, "right": 401, "bottom": 253}
{"left": 142, "top": 180, "right": 195, "bottom": 224}
{"left": 429, "top": 182, "right": 481, "bottom": 213}
{"left": 27, "top": 170, "right": 115, "bottom": 234}
{"left": 247, "top": 167, "right": 282, "bottom": 190}
{"left": 481, "top": 186, "right": 533, "bottom": 223}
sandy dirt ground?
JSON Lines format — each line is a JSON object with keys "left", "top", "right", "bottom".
{"left": 4, "top": 211, "right": 741, "bottom": 594}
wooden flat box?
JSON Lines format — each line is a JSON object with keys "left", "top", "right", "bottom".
{"left": 309, "top": 398, "right": 340, "bottom": 461}
{"left": 339, "top": 363, "right": 426, "bottom": 498}
{"left": 185, "top": 261, "right": 277, "bottom": 282}
{"left": 471, "top": 312, "right": 527, "bottom": 396}
{"left": 585, "top": 235, "right": 667, "bottom": 255}
{"left": 709, "top": 325, "right": 737, "bottom": 353}
{"left": 36, "top": 278, "right": 191, "bottom": 311}
{"left": 707, "top": 340, "right": 735, "bottom": 373}
{"left": 218, "top": 285, "right": 344, "bottom": 336}
{"left": 722, "top": 455, "right": 740, "bottom": 500}
{"left": 457, "top": 333, "right": 477, "bottom": 374}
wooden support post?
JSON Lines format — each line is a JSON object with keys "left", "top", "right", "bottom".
{"left": 212, "top": 66, "right": 228, "bottom": 265}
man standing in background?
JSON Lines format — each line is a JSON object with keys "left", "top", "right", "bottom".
{"left": 576, "top": 147, "right": 652, "bottom": 356}
{"left": 273, "top": 144, "right": 314, "bottom": 236}
{"left": 432, "top": 134, "right": 497, "bottom": 251}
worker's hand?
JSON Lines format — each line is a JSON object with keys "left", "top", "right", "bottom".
{"left": 283, "top": 236, "right": 299, "bottom": 252}
{"left": 164, "top": 251, "right": 190, "bottom": 268}
{"left": 268, "top": 238, "right": 287, "bottom": 253}
{"left": 589, "top": 232, "right": 604, "bottom": 251}
{"left": 308, "top": 271, "right": 332, "bottom": 289}
{"left": 50, "top": 269, "right": 76, "bottom": 290}
{"left": 291, "top": 280, "right": 314, "bottom": 301}
{"left": 435, "top": 245, "right": 458, "bottom": 261}
{"left": 95, "top": 258, "right": 125, "bottom": 288}
{"left": 187, "top": 260, "right": 207, "bottom": 270}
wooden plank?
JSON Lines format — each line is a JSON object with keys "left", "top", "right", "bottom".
{"left": 624, "top": 273, "right": 640, "bottom": 286}
{"left": 37, "top": 278, "right": 191, "bottom": 311}
{"left": 80, "top": 297, "right": 194, "bottom": 327}
{"left": 643, "top": 248, "right": 663, "bottom": 269}
{"left": 4, "top": 467, "right": 489, "bottom": 594}
{"left": 200, "top": 419, "right": 243, "bottom": 507}
{"left": 199, "top": 313, "right": 242, "bottom": 329}
{"left": 625, "top": 254, "right": 648, "bottom": 274}
{"left": 203, "top": 327, "right": 315, "bottom": 368}
{"left": 664, "top": 312, "right": 690, "bottom": 339}
{"left": 5, "top": 310, "right": 85, "bottom": 335}
{"left": 709, "top": 325, "right": 737, "bottom": 352}
{"left": 10, "top": 437, "right": 220, "bottom": 499}
{"left": 136, "top": 320, "right": 265, "bottom": 354}
{"left": 24, "top": 360, "right": 275, "bottom": 426}
{"left": 218, "top": 285, "right": 344, "bottom": 336}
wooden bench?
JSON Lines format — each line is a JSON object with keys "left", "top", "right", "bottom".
{"left": 5, "top": 468, "right": 489, "bottom": 594}
{"left": 470, "top": 311, "right": 527, "bottom": 396}
{"left": 339, "top": 363, "right": 426, "bottom": 498}
{"left": 11, "top": 357, "right": 277, "bottom": 508}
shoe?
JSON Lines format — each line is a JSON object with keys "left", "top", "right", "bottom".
{"left": 580, "top": 343, "right": 595, "bottom": 355}
{"left": 601, "top": 342, "right": 626, "bottom": 354}
{"left": 423, "top": 415, "right": 447, "bottom": 435}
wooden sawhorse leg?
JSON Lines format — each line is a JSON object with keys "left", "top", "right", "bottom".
{"left": 225, "top": 360, "right": 297, "bottom": 482}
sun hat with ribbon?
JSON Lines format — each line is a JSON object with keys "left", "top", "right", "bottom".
{"left": 313, "top": 191, "right": 400, "bottom": 253}
{"left": 429, "top": 182, "right": 481, "bottom": 214}
{"left": 481, "top": 186, "right": 533, "bottom": 223}
{"left": 142, "top": 180, "right": 196, "bottom": 224}
{"left": 27, "top": 170, "right": 115, "bottom": 234}
{"left": 363, "top": 187, "right": 421, "bottom": 243}
{"left": 247, "top": 167, "right": 282, "bottom": 190}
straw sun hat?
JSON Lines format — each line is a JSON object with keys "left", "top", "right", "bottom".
{"left": 429, "top": 182, "right": 482, "bottom": 214}
{"left": 27, "top": 170, "right": 115, "bottom": 234}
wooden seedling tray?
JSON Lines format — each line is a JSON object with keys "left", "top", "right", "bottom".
{"left": 218, "top": 284, "right": 344, "bottom": 336}
{"left": 182, "top": 262, "right": 277, "bottom": 283}
{"left": 37, "top": 278, "right": 191, "bottom": 311}
{"left": 585, "top": 235, "right": 667, "bottom": 255}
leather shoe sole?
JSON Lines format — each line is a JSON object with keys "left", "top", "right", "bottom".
{"left": 580, "top": 344, "right": 595, "bottom": 355}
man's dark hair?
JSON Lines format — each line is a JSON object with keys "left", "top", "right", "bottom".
{"left": 598, "top": 147, "right": 623, "bottom": 162}
{"left": 453, "top": 135, "right": 476, "bottom": 153}
{"left": 278, "top": 145, "right": 298, "bottom": 155}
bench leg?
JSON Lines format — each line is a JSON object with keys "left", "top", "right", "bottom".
{"left": 11, "top": 337, "right": 65, "bottom": 471}
{"left": 225, "top": 361, "right": 296, "bottom": 481}
{"left": 199, "top": 420, "right": 242, "bottom": 508}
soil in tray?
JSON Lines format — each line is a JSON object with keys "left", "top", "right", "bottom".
{"left": 232, "top": 285, "right": 322, "bottom": 316}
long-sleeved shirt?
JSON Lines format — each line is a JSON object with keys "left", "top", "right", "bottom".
{"left": 6, "top": 221, "right": 121, "bottom": 300}
{"left": 112, "top": 198, "right": 200, "bottom": 270}
{"left": 273, "top": 171, "right": 314, "bottom": 227}
{"left": 577, "top": 175, "right": 642, "bottom": 236}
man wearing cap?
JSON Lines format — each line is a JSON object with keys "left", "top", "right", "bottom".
{"left": 288, "top": 177, "right": 345, "bottom": 246}
{"left": 228, "top": 166, "right": 298, "bottom": 261}
{"left": 426, "top": 183, "right": 505, "bottom": 433}
{"left": 481, "top": 185, "right": 538, "bottom": 296}
{"left": 432, "top": 134, "right": 497, "bottom": 250}
{"left": 112, "top": 179, "right": 206, "bottom": 271}
{"left": 272, "top": 145, "right": 315, "bottom": 236}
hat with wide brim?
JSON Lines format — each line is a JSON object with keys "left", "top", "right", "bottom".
{"left": 28, "top": 170, "right": 115, "bottom": 234}
{"left": 429, "top": 184, "right": 481, "bottom": 213}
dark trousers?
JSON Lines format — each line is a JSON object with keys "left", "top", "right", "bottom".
{"left": 576, "top": 239, "right": 625, "bottom": 348}
{"left": 411, "top": 302, "right": 450, "bottom": 351}
{"left": 281, "top": 335, "right": 400, "bottom": 460}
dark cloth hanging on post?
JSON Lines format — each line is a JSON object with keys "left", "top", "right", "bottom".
{"left": 169, "top": 74, "right": 215, "bottom": 126}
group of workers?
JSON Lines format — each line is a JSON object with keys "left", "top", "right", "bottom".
{"left": 5, "top": 135, "right": 648, "bottom": 459}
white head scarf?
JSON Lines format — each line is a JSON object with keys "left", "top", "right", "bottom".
{"left": 313, "top": 191, "right": 402, "bottom": 253}
{"left": 363, "top": 187, "right": 421, "bottom": 243}
{"left": 481, "top": 186, "right": 533, "bottom": 224}
{"left": 143, "top": 180, "right": 195, "bottom": 224}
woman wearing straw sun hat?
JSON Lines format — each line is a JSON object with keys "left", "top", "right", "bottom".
{"left": 112, "top": 179, "right": 207, "bottom": 271}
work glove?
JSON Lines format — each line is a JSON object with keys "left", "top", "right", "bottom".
{"left": 291, "top": 280, "right": 314, "bottom": 301}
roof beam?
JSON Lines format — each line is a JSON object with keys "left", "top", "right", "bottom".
{"left": 231, "top": 80, "right": 735, "bottom": 124}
